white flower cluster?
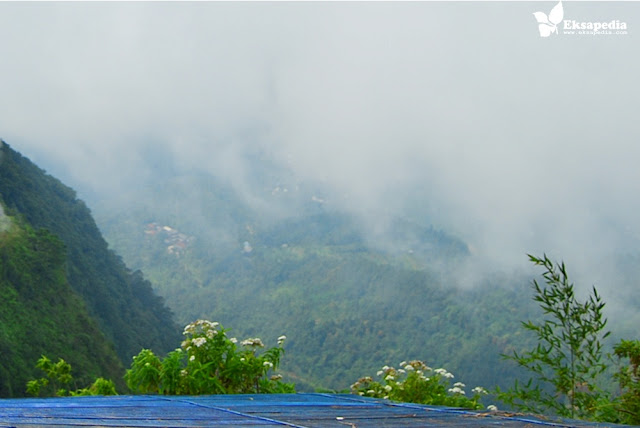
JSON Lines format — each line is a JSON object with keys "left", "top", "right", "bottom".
{"left": 434, "top": 368, "right": 454, "bottom": 379}
{"left": 240, "top": 338, "right": 265, "bottom": 347}
{"left": 181, "top": 320, "right": 224, "bottom": 351}
{"left": 350, "top": 376, "right": 373, "bottom": 391}
{"left": 372, "top": 360, "right": 436, "bottom": 386}
{"left": 399, "top": 360, "right": 431, "bottom": 372}
{"left": 277, "top": 335, "right": 287, "bottom": 346}
{"left": 183, "top": 320, "right": 220, "bottom": 336}
{"left": 472, "top": 386, "right": 488, "bottom": 395}
{"left": 448, "top": 381, "right": 466, "bottom": 395}
{"left": 192, "top": 337, "right": 207, "bottom": 348}
{"left": 375, "top": 365, "right": 399, "bottom": 383}
{"left": 448, "top": 386, "right": 465, "bottom": 395}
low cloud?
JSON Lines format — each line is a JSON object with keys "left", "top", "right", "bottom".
{"left": 1, "top": 2, "right": 639, "bottom": 304}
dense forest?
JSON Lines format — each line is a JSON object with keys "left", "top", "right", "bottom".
{"left": 0, "top": 141, "right": 179, "bottom": 397}
{"left": 93, "top": 170, "right": 546, "bottom": 392}
{"left": 90, "top": 152, "right": 640, "bottom": 394}
{"left": 0, "top": 219, "right": 124, "bottom": 395}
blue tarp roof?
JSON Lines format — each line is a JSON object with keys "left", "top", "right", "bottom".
{"left": 0, "top": 393, "right": 624, "bottom": 427}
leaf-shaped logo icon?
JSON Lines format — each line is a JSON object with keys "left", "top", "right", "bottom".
{"left": 533, "top": 12, "right": 551, "bottom": 25}
{"left": 548, "top": 1, "right": 564, "bottom": 25}
{"left": 533, "top": 1, "right": 563, "bottom": 37}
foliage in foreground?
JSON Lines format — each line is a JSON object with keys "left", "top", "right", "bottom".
{"left": 350, "top": 359, "right": 492, "bottom": 410}
{"left": 26, "top": 355, "right": 117, "bottom": 397}
{"left": 613, "top": 339, "right": 640, "bottom": 425}
{"left": 125, "top": 320, "right": 294, "bottom": 395}
{"left": 348, "top": 254, "right": 639, "bottom": 424}
{"left": 22, "top": 258, "right": 640, "bottom": 426}
{"left": 495, "top": 254, "right": 640, "bottom": 424}
{"left": 497, "top": 254, "right": 612, "bottom": 420}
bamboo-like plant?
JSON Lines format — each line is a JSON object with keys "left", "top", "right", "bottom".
{"left": 497, "top": 254, "right": 610, "bottom": 420}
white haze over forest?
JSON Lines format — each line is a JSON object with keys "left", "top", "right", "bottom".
{"left": 1, "top": 2, "right": 639, "bottom": 314}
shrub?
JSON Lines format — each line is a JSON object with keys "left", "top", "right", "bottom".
{"left": 125, "top": 320, "right": 294, "bottom": 395}
{"left": 351, "top": 359, "right": 490, "bottom": 410}
{"left": 26, "top": 355, "right": 117, "bottom": 397}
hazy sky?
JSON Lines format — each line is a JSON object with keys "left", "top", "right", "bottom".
{"left": 1, "top": 1, "right": 639, "bottom": 292}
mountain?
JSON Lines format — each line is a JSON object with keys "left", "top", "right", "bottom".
{"left": 0, "top": 140, "right": 180, "bottom": 396}
{"left": 8, "top": 141, "right": 639, "bottom": 396}
{"left": 91, "top": 165, "right": 541, "bottom": 392}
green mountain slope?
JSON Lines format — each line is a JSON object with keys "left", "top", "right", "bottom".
{"left": 0, "top": 217, "right": 124, "bottom": 396}
{"left": 0, "top": 141, "right": 180, "bottom": 376}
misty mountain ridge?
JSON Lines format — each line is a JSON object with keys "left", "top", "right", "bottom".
{"left": 90, "top": 145, "right": 469, "bottom": 264}
{"left": 7, "top": 139, "right": 638, "bottom": 392}
{"left": 83, "top": 151, "right": 535, "bottom": 391}
{"left": 86, "top": 146, "right": 640, "bottom": 392}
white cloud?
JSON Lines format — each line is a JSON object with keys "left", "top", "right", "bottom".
{"left": 1, "top": 1, "right": 639, "bottom": 293}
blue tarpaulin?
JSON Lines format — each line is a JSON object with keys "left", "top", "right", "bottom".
{"left": 0, "top": 393, "right": 626, "bottom": 427}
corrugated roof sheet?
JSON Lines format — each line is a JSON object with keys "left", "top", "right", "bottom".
{"left": 0, "top": 393, "right": 625, "bottom": 427}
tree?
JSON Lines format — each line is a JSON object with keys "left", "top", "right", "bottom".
{"left": 497, "top": 254, "right": 611, "bottom": 420}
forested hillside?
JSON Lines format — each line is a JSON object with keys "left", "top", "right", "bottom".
{"left": 0, "top": 141, "right": 180, "bottom": 396}
{"left": 0, "top": 214, "right": 124, "bottom": 396}
{"left": 94, "top": 170, "right": 542, "bottom": 392}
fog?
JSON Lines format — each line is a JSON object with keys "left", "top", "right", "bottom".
{"left": 1, "top": 1, "right": 639, "bottom": 308}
